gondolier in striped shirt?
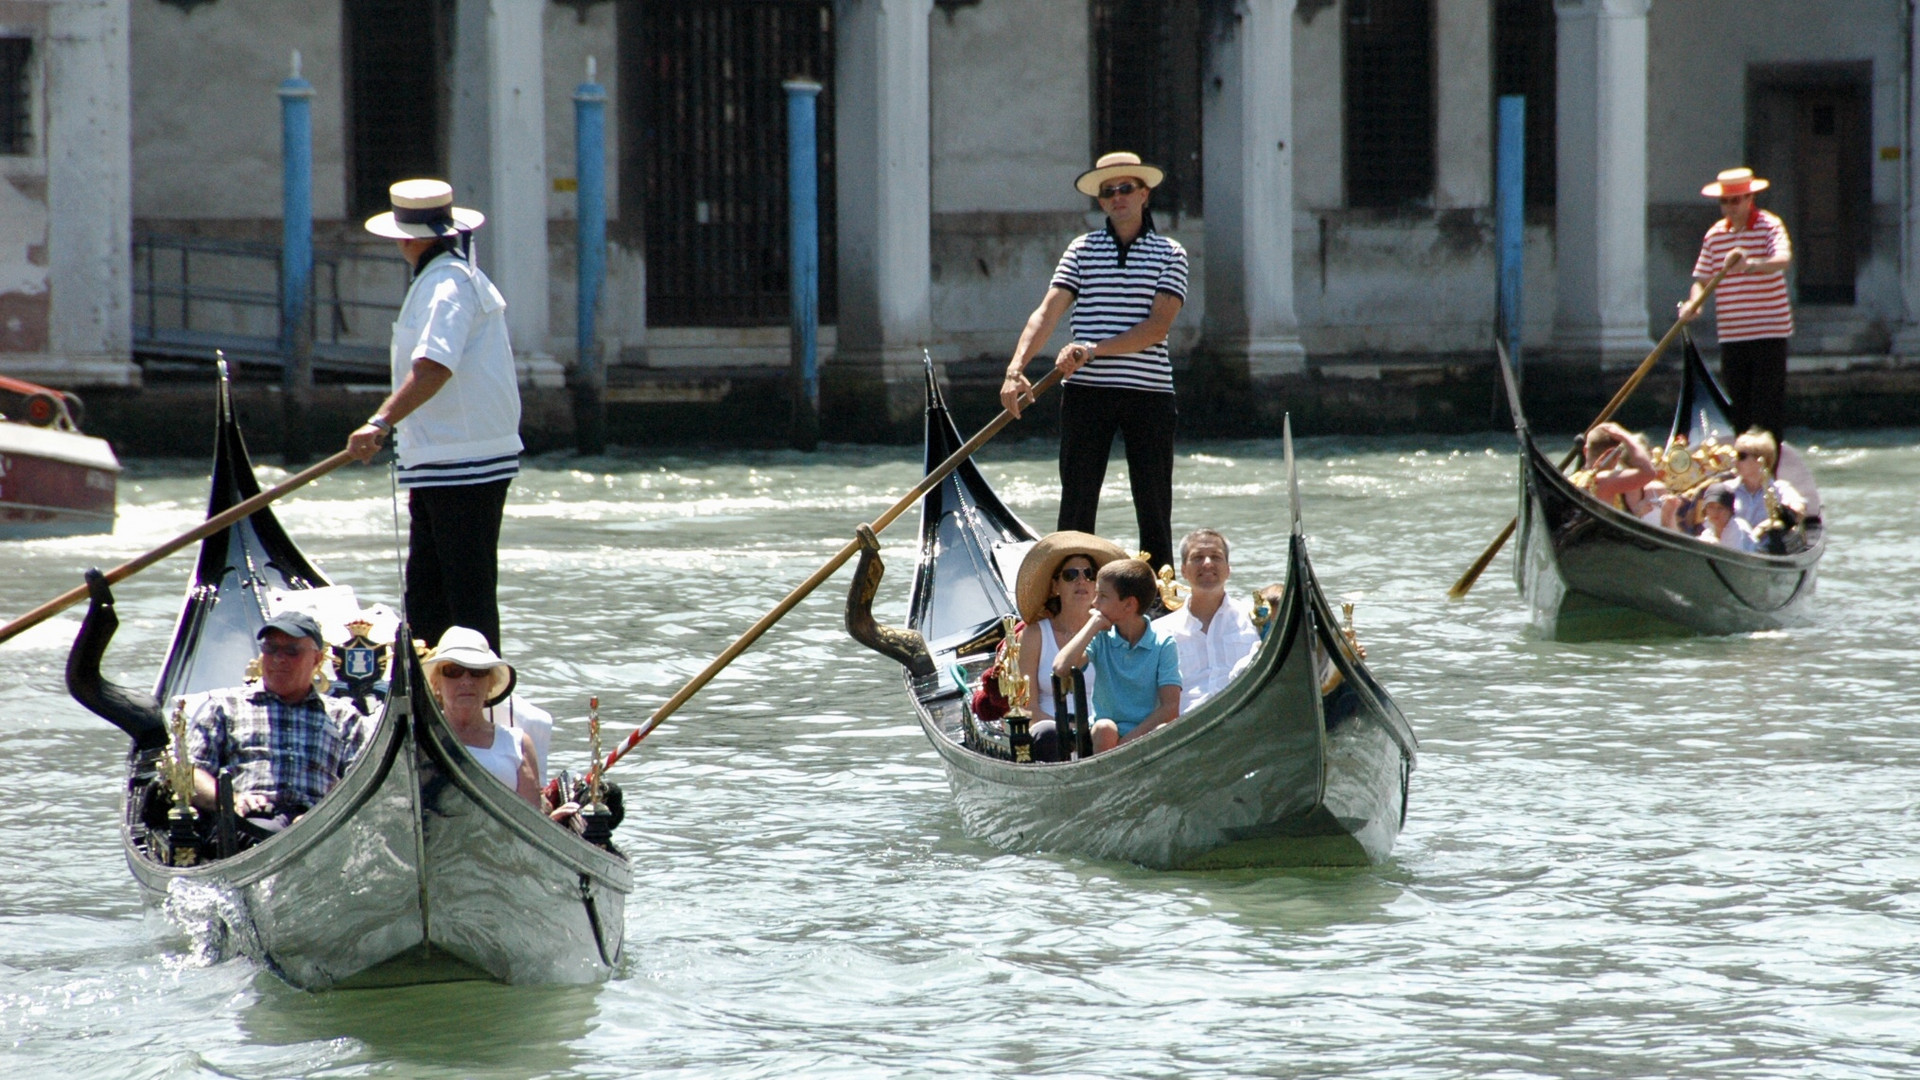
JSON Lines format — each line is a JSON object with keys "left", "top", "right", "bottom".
{"left": 1001, "top": 151, "right": 1188, "bottom": 572}
{"left": 347, "top": 179, "right": 522, "bottom": 652}
{"left": 1678, "top": 167, "right": 1794, "bottom": 439}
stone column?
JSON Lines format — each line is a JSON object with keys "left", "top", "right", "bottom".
{"left": 1201, "top": 0, "right": 1304, "bottom": 376}
{"left": 44, "top": 0, "right": 136, "bottom": 387}
{"left": 1894, "top": 2, "right": 1920, "bottom": 361}
{"left": 1434, "top": 0, "right": 1491, "bottom": 210}
{"left": 451, "top": 0, "right": 559, "bottom": 385}
{"left": 830, "top": 0, "right": 932, "bottom": 438}
{"left": 1551, "top": 0, "right": 1655, "bottom": 367}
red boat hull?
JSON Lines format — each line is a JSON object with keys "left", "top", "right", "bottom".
{"left": 0, "top": 426, "right": 118, "bottom": 539}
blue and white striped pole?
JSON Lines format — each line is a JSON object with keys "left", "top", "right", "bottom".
{"left": 784, "top": 78, "right": 822, "bottom": 451}
{"left": 573, "top": 57, "right": 608, "bottom": 454}
{"left": 279, "top": 49, "right": 315, "bottom": 461}
{"left": 1496, "top": 94, "right": 1526, "bottom": 389}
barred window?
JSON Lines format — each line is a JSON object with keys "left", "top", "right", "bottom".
{"left": 1091, "top": 0, "right": 1202, "bottom": 218}
{"left": 0, "top": 37, "right": 30, "bottom": 156}
{"left": 344, "top": 0, "right": 448, "bottom": 221}
{"left": 1344, "top": 0, "right": 1433, "bottom": 209}
{"left": 1494, "top": 0, "right": 1555, "bottom": 207}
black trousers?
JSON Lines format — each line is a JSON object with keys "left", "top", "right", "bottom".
{"left": 1057, "top": 382, "right": 1177, "bottom": 570}
{"left": 406, "top": 479, "right": 510, "bottom": 652}
{"left": 1719, "top": 337, "right": 1789, "bottom": 439}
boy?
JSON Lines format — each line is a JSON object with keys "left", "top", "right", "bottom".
{"left": 1054, "top": 558, "right": 1182, "bottom": 754}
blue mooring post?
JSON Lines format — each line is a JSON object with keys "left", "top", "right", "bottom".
{"left": 784, "top": 78, "right": 822, "bottom": 451}
{"left": 1496, "top": 95, "right": 1526, "bottom": 391}
{"left": 572, "top": 58, "right": 609, "bottom": 455}
{"left": 279, "top": 50, "right": 315, "bottom": 462}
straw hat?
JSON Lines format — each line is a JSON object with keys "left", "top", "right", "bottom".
{"left": 1014, "top": 531, "right": 1132, "bottom": 623}
{"left": 1700, "top": 167, "right": 1769, "bottom": 199}
{"left": 1074, "top": 151, "right": 1166, "bottom": 198}
{"left": 364, "top": 179, "right": 487, "bottom": 239}
{"left": 420, "top": 626, "right": 515, "bottom": 706}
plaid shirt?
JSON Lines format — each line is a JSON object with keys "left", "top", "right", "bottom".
{"left": 185, "top": 686, "right": 369, "bottom": 814}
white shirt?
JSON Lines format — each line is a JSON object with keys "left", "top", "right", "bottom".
{"left": 391, "top": 252, "right": 523, "bottom": 483}
{"left": 1732, "top": 478, "right": 1802, "bottom": 530}
{"left": 486, "top": 695, "right": 552, "bottom": 781}
{"left": 1152, "top": 595, "right": 1262, "bottom": 713}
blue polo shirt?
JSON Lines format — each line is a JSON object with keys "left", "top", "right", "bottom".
{"left": 1086, "top": 623, "right": 1183, "bottom": 736}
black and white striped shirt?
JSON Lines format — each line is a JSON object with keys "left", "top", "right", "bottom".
{"left": 1050, "top": 221, "right": 1189, "bottom": 394}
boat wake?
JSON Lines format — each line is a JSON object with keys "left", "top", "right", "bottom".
{"left": 162, "top": 877, "right": 261, "bottom": 967}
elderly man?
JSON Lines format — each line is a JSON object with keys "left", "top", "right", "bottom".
{"left": 185, "top": 612, "right": 368, "bottom": 821}
{"left": 1000, "top": 151, "right": 1189, "bottom": 572}
{"left": 347, "top": 178, "right": 522, "bottom": 652}
{"left": 1151, "top": 529, "right": 1261, "bottom": 713}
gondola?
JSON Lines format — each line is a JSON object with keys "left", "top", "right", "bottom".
{"left": 1504, "top": 336, "right": 1826, "bottom": 639}
{"left": 65, "top": 368, "right": 629, "bottom": 988}
{"left": 847, "top": 365, "right": 1416, "bottom": 870}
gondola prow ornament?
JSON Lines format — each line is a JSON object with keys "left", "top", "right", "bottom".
{"left": 995, "top": 615, "right": 1035, "bottom": 763}
{"left": 330, "top": 618, "right": 389, "bottom": 711}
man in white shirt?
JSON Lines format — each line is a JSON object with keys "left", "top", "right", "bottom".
{"left": 345, "top": 179, "right": 523, "bottom": 652}
{"left": 1151, "top": 529, "right": 1262, "bottom": 713}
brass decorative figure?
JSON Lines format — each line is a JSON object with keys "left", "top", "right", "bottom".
{"left": 1138, "top": 552, "right": 1186, "bottom": 611}
{"left": 160, "top": 698, "right": 199, "bottom": 866}
{"left": 586, "top": 695, "right": 607, "bottom": 814}
{"left": 995, "top": 615, "right": 1035, "bottom": 762}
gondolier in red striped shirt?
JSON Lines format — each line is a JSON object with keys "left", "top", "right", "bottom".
{"left": 1001, "top": 151, "right": 1188, "bottom": 572}
{"left": 1678, "top": 167, "right": 1794, "bottom": 439}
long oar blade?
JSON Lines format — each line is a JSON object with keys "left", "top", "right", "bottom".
{"left": 0, "top": 449, "right": 357, "bottom": 647}
{"left": 599, "top": 365, "right": 1068, "bottom": 773}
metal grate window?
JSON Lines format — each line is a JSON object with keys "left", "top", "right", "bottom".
{"left": 0, "top": 37, "right": 30, "bottom": 156}
{"left": 1091, "top": 0, "right": 1202, "bottom": 218}
{"left": 344, "top": 0, "right": 448, "bottom": 221}
{"left": 630, "top": 0, "right": 837, "bottom": 327}
{"left": 1344, "top": 0, "right": 1433, "bottom": 209}
{"left": 1495, "top": 0, "right": 1555, "bottom": 207}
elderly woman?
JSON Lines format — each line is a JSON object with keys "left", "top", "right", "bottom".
{"left": 1012, "top": 531, "right": 1130, "bottom": 761}
{"left": 422, "top": 626, "right": 541, "bottom": 807}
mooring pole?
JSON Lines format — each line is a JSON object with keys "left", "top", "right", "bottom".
{"left": 279, "top": 50, "right": 315, "bottom": 463}
{"left": 784, "top": 78, "right": 822, "bottom": 452}
{"left": 1496, "top": 94, "right": 1526, "bottom": 392}
{"left": 572, "top": 57, "right": 609, "bottom": 455}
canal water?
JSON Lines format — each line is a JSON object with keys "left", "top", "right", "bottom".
{"left": 2, "top": 427, "right": 1917, "bottom": 1078}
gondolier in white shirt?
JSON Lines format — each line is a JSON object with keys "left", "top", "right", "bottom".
{"left": 347, "top": 179, "right": 522, "bottom": 652}
{"left": 1000, "top": 151, "right": 1189, "bottom": 573}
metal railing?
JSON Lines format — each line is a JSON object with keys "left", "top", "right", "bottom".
{"left": 132, "top": 233, "right": 405, "bottom": 377}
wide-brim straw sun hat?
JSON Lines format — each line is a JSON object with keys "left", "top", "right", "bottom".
{"left": 364, "top": 178, "right": 487, "bottom": 239}
{"left": 421, "top": 625, "right": 515, "bottom": 706}
{"left": 1074, "top": 151, "right": 1166, "bottom": 198}
{"left": 1701, "top": 167, "right": 1769, "bottom": 199}
{"left": 1014, "top": 531, "right": 1133, "bottom": 623}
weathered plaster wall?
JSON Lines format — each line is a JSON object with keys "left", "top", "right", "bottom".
{"left": 0, "top": 3, "right": 50, "bottom": 356}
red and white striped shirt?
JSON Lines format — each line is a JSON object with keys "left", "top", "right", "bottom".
{"left": 1692, "top": 209, "right": 1794, "bottom": 342}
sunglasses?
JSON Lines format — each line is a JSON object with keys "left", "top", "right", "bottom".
{"left": 437, "top": 664, "right": 491, "bottom": 680}
{"left": 1718, "top": 195, "right": 1751, "bottom": 205}
{"left": 1098, "top": 181, "right": 1142, "bottom": 199}
{"left": 1054, "top": 566, "right": 1093, "bottom": 582}
{"left": 260, "top": 642, "right": 315, "bottom": 659}
{"left": 1736, "top": 450, "right": 1765, "bottom": 461}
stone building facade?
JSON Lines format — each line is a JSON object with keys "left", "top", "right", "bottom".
{"left": 3, "top": 0, "right": 1917, "bottom": 439}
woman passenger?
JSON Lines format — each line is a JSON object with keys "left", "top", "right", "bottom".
{"left": 422, "top": 626, "right": 542, "bottom": 807}
{"left": 1011, "top": 532, "right": 1129, "bottom": 762}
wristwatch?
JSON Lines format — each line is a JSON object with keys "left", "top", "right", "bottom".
{"left": 367, "top": 417, "right": 393, "bottom": 433}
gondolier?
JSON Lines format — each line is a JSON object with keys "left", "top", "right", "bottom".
{"left": 347, "top": 179, "right": 522, "bottom": 652}
{"left": 1678, "top": 167, "right": 1794, "bottom": 439}
{"left": 1000, "top": 151, "right": 1188, "bottom": 572}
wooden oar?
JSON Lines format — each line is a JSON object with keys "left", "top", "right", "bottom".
{"left": 596, "top": 365, "right": 1068, "bottom": 774}
{"left": 1447, "top": 253, "right": 1744, "bottom": 600}
{"left": 0, "top": 449, "right": 357, "bottom": 646}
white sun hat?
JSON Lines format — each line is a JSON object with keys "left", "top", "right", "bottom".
{"left": 364, "top": 178, "right": 486, "bottom": 239}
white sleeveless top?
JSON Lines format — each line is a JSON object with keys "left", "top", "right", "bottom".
{"left": 465, "top": 723, "right": 524, "bottom": 792}
{"left": 1032, "top": 616, "right": 1096, "bottom": 723}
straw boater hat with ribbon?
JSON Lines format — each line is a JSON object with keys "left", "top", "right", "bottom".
{"left": 420, "top": 626, "right": 515, "bottom": 707}
{"left": 364, "top": 178, "right": 487, "bottom": 239}
{"left": 1701, "top": 167, "right": 1769, "bottom": 199}
{"left": 1014, "top": 531, "right": 1133, "bottom": 623}
{"left": 1074, "top": 151, "right": 1166, "bottom": 198}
